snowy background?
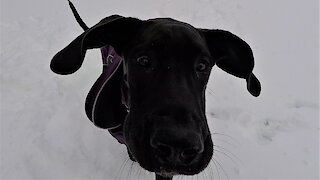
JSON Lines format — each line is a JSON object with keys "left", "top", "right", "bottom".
{"left": 1, "top": 0, "right": 319, "bottom": 179}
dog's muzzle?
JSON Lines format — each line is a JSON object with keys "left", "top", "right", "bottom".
{"left": 149, "top": 112, "right": 204, "bottom": 166}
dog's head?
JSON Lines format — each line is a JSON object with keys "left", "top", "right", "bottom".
{"left": 51, "top": 15, "right": 261, "bottom": 177}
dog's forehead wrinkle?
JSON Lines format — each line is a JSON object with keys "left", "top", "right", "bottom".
{"left": 139, "top": 20, "right": 205, "bottom": 47}
{"left": 126, "top": 19, "right": 211, "bottom": 66}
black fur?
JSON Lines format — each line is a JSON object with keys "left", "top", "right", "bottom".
{"left": 51, "top": 1, "right": 261, "bottom": 179}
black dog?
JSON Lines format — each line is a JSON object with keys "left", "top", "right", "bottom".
{"left": 51, "top": 1, "right": 261, "bottom": 180}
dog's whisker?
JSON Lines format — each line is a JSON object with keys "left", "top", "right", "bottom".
{"left": 137, "top": 163, "right": 144, "bottom": 180}
{"left": 180, "top": 174, "right": 185, "bottom": 180}
{"left": 199, "top": 172, "right": 206, "bottom": 179}
{"left": 213, "top": 145, "right": 242, "bottom": 165}
{"left": 208, "top": 163, "right": 215, "bottom": 180}
{"left": 142, "top": 167, "right": 148, "bottom": 179}
{"left": 123, "top": 157, "right": 132, "bottom": 176}
{"left": 213, "top": 158, "right": 229, "bottom": 180}
{"left": 136, "top": 168, "right": 139, "bottom": 180}
{"left": 200, "top": 170, "right": 204, "bottom": 180}
{"left": 212, "top": 132, "right": 239, "bottom": 145}
{"left": 176, "top": 175, "right": 181, "bottom": 180}
{"left": 134, "top": 162, "right": 141, "bottom": 179}
{"left": 121, "top": 157, "right": 130, "bottom": 179}
{"left": 127, "top": 160, "right": 135, "bottom": 180}
{"left": 212, "top": 135, "right": 238, "bottom": 149}
{"left": 132, "top": 162, "right": 138, "bottom": 179}
{"left": 205, "top": 165, "right": 212, "bottom": 180}
{"left": 139, "top": 165, "right": 144, "bottom": 180}
{"left": 136, "top": 165, "right": 140, "bottom": 180}
{"left": 207, "top": 88, "right": 213, "bottom": 94}
{"left": 203, "top": 164, "right": 210, "bottom": 180}
{"left": 202, "top": 168, "right": 207, "bottom": 180}
{"left": 206, "top": 87, "right": 214, "bottom": 95}
{"left": 142, "top": 169, "right": 148, "bottom": 179}
{"left": 214, "top": 144, "right": 238, "bottom": 158}
{"left": 214, "top": 149, "right": 239, "bottom": 167}
{"left": 212, "top": 137, "right": 235, "bottom": 146}
{"left": 211, "top": 158, "right": 220, "bottom": 180}
{"left": 207, "top": 168, "right": 212, "bottom": 179}
{"left": 206, "top": 165, "right": 212, "bottom": 180}
{"left": 137, "top": 165, "right": 143, "bottom": 180}
{"left": 116, "top": 156, "right": 130, "bottom": 180}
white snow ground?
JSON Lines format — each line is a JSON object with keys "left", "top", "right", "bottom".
{"left": 1, "top": 0, "right": 319, "bottom": 179}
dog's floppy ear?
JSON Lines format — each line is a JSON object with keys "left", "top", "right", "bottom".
{"left": 50, "top": 15, "right": 142, "bottom": 75}
{"left": 200, "top": 29, "right": 261, "bottom": 97}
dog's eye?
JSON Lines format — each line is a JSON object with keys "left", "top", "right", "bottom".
{"left": 137, "top": 56, "right": 151, "bottom": 67}
{"left": 196, "top": 61, "right": 209, "bottom": 72}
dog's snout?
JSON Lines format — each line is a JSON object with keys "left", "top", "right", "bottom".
{"left": 150, "top": 129, "right": 204, "bottom": 165}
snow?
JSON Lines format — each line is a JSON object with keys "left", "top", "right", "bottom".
{"left": 1, "top": 0, "right": 319, "bottom": 179}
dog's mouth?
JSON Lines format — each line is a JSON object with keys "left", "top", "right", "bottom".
{"left": 153, "top": 164, "right": 200, "bottom": 176}
{"left": 126, "top": 131, "right": 213, "bottom": 177}
{"left": 156, "top": 169, "right": 178, "bottom": 178}
{"left": 124, "top": 109, "right": 214, "bottom": 177}
{"left": 155, "top": 136, "right": 212, "bottom": 176}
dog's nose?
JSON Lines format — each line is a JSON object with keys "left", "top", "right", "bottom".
{"left": 150, "top": 129, "right": 204, "bottom": 165}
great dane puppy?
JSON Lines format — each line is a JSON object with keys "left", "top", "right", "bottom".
{"left": 51, "top": 1, "right": 261, "bottom": 180}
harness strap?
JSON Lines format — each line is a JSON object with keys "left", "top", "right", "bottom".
{"left": 96, "top": 45, "right": 128, "bottom": 144}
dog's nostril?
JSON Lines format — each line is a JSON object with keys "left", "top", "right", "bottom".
{"left": 155, "top": 143, "right": 172, "bottom": 157}
{"left": 150, "top": 128, "right": 204, "bottom": 165}
{"left": 151, "top": 138, "right": 203, "bottom": 164}
{"left": 180, "top": 147, "right": 202, "bottom": 163}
